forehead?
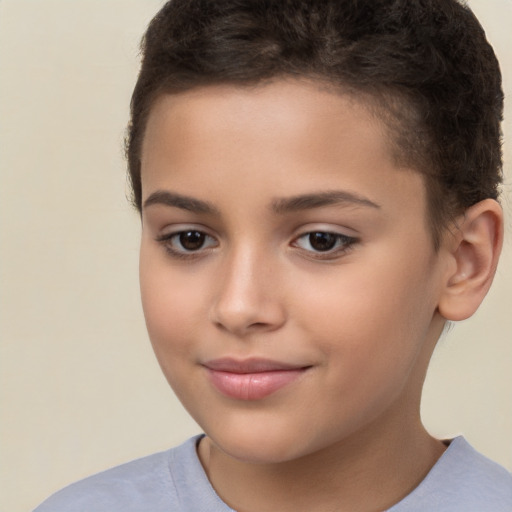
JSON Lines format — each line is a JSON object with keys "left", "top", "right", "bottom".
{"left": 143, "top": 80, "right": 398, "bottom": 172}
{"left": 140, "top": 79, "right": 426, "bottom": 224}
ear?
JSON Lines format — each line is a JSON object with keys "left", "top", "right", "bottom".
{"left": 437, "top": 199, "right": 504, "bottom": 321}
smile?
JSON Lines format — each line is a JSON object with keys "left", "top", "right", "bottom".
{"left": 203, "top": 358, "right": 310, "bottom": 400}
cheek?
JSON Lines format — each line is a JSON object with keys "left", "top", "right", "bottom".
{"left": 139, "top": 250, "right": 205, "bottom": 364}
{"left": 293, "top": 253, "right": 437, "bottom": 374}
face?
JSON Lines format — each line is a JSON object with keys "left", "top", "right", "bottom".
{"left": 139, "top": 79, "right": 448, "bottom": 464}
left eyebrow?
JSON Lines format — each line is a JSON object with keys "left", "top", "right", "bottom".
{"left": 143, "top": 190, "right": 220, "bottom": 215}
{"left": 271, "top": 191, "right": 381, "bottom": 214}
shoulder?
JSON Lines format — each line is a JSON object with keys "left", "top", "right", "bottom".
{"left": 390, "top": 437, "right": 512, "bottom": 512}
{"left": 33, "top": 436, "right": 202, "bottom": 512}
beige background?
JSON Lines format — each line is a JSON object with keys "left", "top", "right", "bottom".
{"left": 0, "top": 1, "right": 510, "bottom": 511}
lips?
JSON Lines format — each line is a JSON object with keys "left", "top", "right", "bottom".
{"left": 203, "top": 358, "right": 310, "bottom": 400}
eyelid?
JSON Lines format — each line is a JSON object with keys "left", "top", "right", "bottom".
{"left": 293, "top": 231, "right": 357, "bottom": 249}
{"left": 290, "top": 226, "right": 359, "bottom": 259}
{"left": 155, "top": 224, "right": 219, "bottom": 258}
{"left": 155, "top": 220, "right": 220, "bottom": 238}
{"left": 153, "top": 223, "right": 359, "bottom": 261}
{"left": 292, "top": 219, "right": 360, "bottom": 234}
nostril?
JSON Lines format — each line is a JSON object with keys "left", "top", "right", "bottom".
{"left": 210, "top": 303, "right": 287, "bottom": 336}
{"left": 249, "top": 322, "right": 269, "bottom": 329}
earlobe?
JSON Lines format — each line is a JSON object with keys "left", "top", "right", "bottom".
{"left": 438, "top": 199, "right": 503, "bottom": 321}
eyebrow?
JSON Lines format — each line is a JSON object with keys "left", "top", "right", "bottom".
{"left": 271, "top": 191, "right": 381, "bottom": 213}
{"left": 143, "top": 189, "right": 380, "bottom": 216}
{"left": 143, "top": 190, "right": 219, "bottom": 215}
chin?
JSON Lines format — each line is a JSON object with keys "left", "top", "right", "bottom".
{"left": 214, "top": 437, "right": 301, "bottom": 464}
{"left": 204, "top": 419, "right": 325, "bottom": 465}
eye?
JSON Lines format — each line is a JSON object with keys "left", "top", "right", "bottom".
{"left": 293, "top": 231, "right": 357, "bottom": 256}
{"left": 156, "top": 229, "right": 218, "bottom": 257}
{"left": 174, "top": 230, "right": 210, "bottom": 251}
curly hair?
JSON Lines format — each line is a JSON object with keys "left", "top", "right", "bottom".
{"left": 126, "top": 0, "right": 503, "bottom": 248}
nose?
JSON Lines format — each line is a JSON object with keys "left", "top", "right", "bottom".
{"left": 209, "top": 245, "right": 287, "bottom": 337}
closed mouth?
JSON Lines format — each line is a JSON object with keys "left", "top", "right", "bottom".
{"left": 203, "top": 357, "right": 309, "bottom": 373}
{"left": 203, "top": 358, "right": 311, "bottom": 400}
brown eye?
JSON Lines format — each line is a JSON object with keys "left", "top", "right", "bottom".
{"left": 156, "top": 229, "right": 218, "bottom": 257}
{"left": 308, "top": 232, "right": 337, "bottom": 252}
{"left": 179, "top": 230, "right": 206, "bottom": 251}
{"left": 293, "top": 230, "right": 358, "bottom": 258}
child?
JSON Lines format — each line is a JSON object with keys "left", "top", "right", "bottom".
{"left": 34, "top": 0, "right": 511, "bottom": 510}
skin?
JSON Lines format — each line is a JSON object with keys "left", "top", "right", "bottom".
{"left": 138, "top": 79, "right": 501, "bottom": 512}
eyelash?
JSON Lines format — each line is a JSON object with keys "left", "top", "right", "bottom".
{"left": 155, "top": 229, "right": 358, "bottom": 260}
{"left": 155, "top": 230, "right": 218, "bottom": 260}
{"left": 292, "top": 231, "right": 358, "bottom": 260}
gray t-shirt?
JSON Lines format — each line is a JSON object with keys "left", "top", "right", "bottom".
{"left": 34, "top": 435, "right": 512, "bottom": 511}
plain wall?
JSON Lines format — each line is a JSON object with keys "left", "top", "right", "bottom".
{"left": 0, "top": 1, "right": 510, "bottom": 511}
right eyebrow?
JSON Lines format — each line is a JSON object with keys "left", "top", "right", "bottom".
{"left": 271, "top": 190, "right": 381, "bottom": 214}
{"left": 143, "top": 190, "right": 220, "bottom": 215}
